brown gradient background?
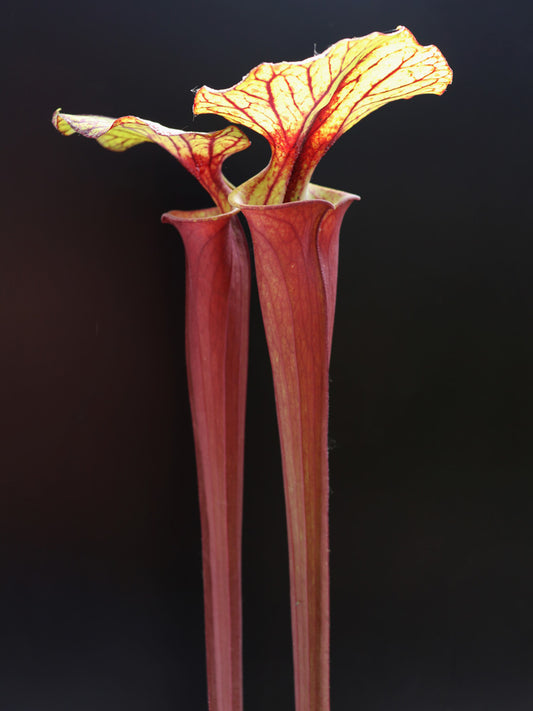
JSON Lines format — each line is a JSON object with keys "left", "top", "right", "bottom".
{"left": 2, "top": 0, "right": 532, "bottom": 709}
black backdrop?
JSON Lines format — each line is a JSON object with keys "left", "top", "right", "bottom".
{"left": 2, "top": 0, "right": 532, "bottom": 709}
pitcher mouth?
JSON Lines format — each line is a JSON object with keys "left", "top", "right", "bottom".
{"left": 161, "top": 205, "right": 241, "bottom": 224}
{"left": 229, "top": 180, "right": 360, "bottom": 212}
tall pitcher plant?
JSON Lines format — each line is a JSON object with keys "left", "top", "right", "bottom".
{"left": 53, "top": 26, "right": 452, "bottom": 711}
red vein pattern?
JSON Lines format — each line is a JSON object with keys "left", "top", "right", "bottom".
{"left": 52, "top": 110, "right": 250, "bottom": 211}
{"left": 194, "top": 26, "right": 452, "bottom": 204}
{"left": 53, "top": 107, "right": 252, "bottom": 711}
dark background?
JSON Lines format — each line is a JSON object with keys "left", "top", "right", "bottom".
{"left": 2, "top": 0, "right": 532, "bottom": 709}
